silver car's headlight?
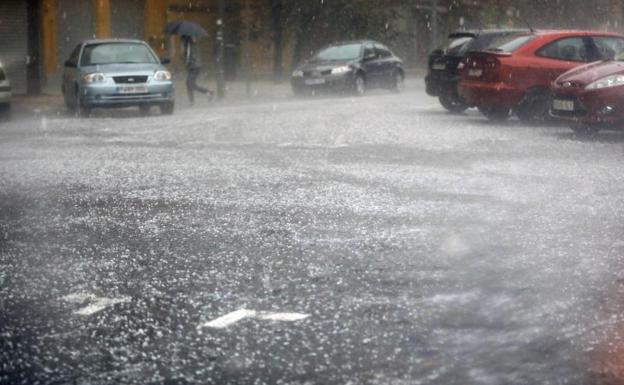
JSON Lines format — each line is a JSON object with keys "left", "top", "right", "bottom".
{"left": 331, "top": 66, "right": 351, "bottom": 75}
{"left": 292, "top": 69, "right": 304, "bottom": 77}
{"left": 84, "top": 72, "right": 105, "bottom": 84}
{"left": 585, "top": 74, "right": 624, "bottom": 90}
{"left": 154, "top": 70, "right": 172, "bottom": 81}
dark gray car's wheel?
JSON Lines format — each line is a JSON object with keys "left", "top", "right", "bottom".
{"left": 515, "top": 88, "right": 550, "bottom": 122}
{"left": 353, "top": 74, "right": 366, "bottom": 96}
{"left": 391, "top": 71, "right": 404, "bottom": 93}
{"left": 439, "top": 92, "right": 468, "bottom": 113}
{"left": 570, "top": 123, "right": 600, "bottom": 137}
{"left": 0, "top": 103, "right": 10, "bottom": 120}
{"left": 478, "top": 105, "right": 511, "bottom": 121}
{"left": 160, "top": 102, "right": 174, "bottom": 115}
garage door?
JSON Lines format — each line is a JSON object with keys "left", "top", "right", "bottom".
{"left": 57, "top": 0, "right": 94, "bottom": 69}
{"left": 0, "top": 0, "right": 28, "bottom": 94}
{"left": 111, "top": 0, "right": 144, "bottom": 39}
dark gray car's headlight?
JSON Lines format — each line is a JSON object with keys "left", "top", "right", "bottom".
{"left": 84, "top": 72, "right": 105, "bottom": 84}
{"left": 292, "top": 69, "right": 304, "bottom": 77}
{"left": 154, "top": 70, "right": 172, "bottom": 81}
{"left": 331, "top": 66, "right": 351, "bottom": 75}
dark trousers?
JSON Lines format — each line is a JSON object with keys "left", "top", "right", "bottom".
{"left": 186, "top": 67, "right": 209, "bottom": 104}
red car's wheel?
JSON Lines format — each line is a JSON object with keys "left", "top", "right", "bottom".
{"left": 516, "top": 88, "right": 550, "bottom": 122}
{"left": 478, "top": 106, "right": 510, "bottom": 121}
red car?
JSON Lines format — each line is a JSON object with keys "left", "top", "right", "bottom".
{"left": 458, "top": 30, "right": 624, "bottom": 121}
{"left": 551, "top": 58, "right": 624, "bottom": 135}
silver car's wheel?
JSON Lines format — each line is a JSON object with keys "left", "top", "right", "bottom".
{"left": 75, "top": 90, "right": 90, "bottom": 118}
{"left": 139, "top": 105, "right": 151, "bottom": 116}
{"left": 160, "top": 102, "right": 174, "bottom": 115}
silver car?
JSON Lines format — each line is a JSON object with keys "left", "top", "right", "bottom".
{"left": 0, "top": 63, "right": 11, "bottom": 117}
{"left": 62, "top": 39, "right": 174, "bottom": 116}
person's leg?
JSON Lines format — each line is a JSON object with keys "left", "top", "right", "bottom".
{"left": 186, "top": 69, "right": 196, "bottom": 104}
{"left": 191, "top": 68, "right": 209, "bottom": 94}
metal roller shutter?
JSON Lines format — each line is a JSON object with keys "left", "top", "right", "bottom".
{"left": 0, "top": 0, "right": 28, "bottom": 95}
{"left": 111, "top": 0, "right": 144, "bottom": 40}
{"left": 56, "top": 0, "right": 94, "bottom": 69}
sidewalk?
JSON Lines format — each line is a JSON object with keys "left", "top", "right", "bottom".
{"left": 9, "top": 68, "right": 426, "bottom": 118}
{"left": 10, "top": 78, "right": 296, "bottom": 118}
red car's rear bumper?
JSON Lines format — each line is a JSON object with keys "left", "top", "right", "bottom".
{"left": 458, "top": 80, "right": 524, "bottom": 109}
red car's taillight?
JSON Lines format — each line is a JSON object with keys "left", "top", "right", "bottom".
{"left": 462, "top": 54, "right": 504, "bottom": 82}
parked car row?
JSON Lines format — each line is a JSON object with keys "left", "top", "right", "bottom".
{"left": 0, "top": 63, "right": 11, "bottom": 118}
{"left": 427, "top": 28, "right": 624, "bottom": 134}
{"left": 9, "top": 29, "right": 624, "bottom": 133}
{"left": 56, "top": 38, "right": 404, "bottom": 118}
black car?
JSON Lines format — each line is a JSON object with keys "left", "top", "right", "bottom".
{"left": 425, "top": 29, "right": 528, "bottom": 112}
{"left": 291, "top": 40, "right": 404, "bottom": 96}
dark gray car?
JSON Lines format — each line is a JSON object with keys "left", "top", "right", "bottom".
{"left": 291, "top": 40, "right": 404, "bottom": 96}
{"left": 62, "top": 39, "right": 174, "bottom": 117}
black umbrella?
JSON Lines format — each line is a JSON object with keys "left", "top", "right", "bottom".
{"left": 164, "top": 21, "right": 208, "bottom": 38}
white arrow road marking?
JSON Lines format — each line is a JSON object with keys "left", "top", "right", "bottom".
{"left": 201, "top": 309, "right": 257, "bottom": 329}
{"left": 256, "top": 312, "right": 310, "bottom": 322}
{"left": 62, "top": 293, "right": 131, "bottom": 316}
{"left": 200, "top": 308, "right": 310, "bottom": 329}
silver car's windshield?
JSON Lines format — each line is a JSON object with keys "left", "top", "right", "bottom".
{"left": 80, "top": 43, "right": 158, "bottom": 66}
{"left": 312, "top": 44, "right": 362, "bottom": 62}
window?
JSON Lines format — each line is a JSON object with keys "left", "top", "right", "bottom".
{"left": 363, "top": 44, "right": 376, "bottom": 59}
{"left": 537, "top": 37, "right": 587, "bottom": 61}
{"left": 375, "top": 44, "right": 392, "bottom": 58}
{"left": 469, "top": 32, "right": 526, "bottom": 52}
{"left": 442, "top": 36, "right": 474, "bottom": 55}
{"left": 312, "top": 44, "right": 363, "bottom": 61}
{"left": 66, "top": 44, "right": 81, "bottom": 67}
{"left": 592, "top": 36, "right": 624, "bottom": 61}
{"left": 80, "top": 43, "right": 158, "bottom": 66}
{"left": 491, "top": 35, "right": 535, "bottom": 53}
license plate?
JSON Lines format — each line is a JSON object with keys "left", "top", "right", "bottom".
{"left": 305, "top": 78, "right": 325, "bottom": 85}
{"left": 468, "top": 68, "right": 483, "bottom": 77}
{"left": 118, "top": 85, "right": 147, "bottom": 94}
{"left": 552, "top": 99, "right": 574, "bottom": 111}
{"left": 432, "top": 63, "right": 446, "bottom": 70}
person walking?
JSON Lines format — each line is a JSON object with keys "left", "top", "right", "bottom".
{"left": 183, "top": 35, "right": 213, "bottom": 105}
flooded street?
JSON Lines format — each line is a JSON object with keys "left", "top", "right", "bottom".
{"left": 2, "top": 81, "right": 624, "bottom": 384}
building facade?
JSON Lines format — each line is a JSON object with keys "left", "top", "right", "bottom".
{"left": 1, "top": 0, "right": 624, "bottom": 95}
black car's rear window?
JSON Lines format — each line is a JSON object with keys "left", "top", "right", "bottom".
{"left": 0, "top": 68, "right": 5, "bottom": 81}
{"left": 442, "top": 37, "right": 474, "bottom": 55}
{"left": 486, "top": 35, "right": 535, "bottom": 53}
{"left": 80, "top": 43, "right": 158, "bottom": 66}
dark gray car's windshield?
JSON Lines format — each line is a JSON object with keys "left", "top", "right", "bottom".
{"left": 80, "top": 43, "right": 158, "bottom": 66}
{"left": 312, "top": 44, "right": 362, "bottom": 61}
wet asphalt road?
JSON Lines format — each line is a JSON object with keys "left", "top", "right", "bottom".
{"left": 2, "top": 80, "right": 624, "bottom": 385}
